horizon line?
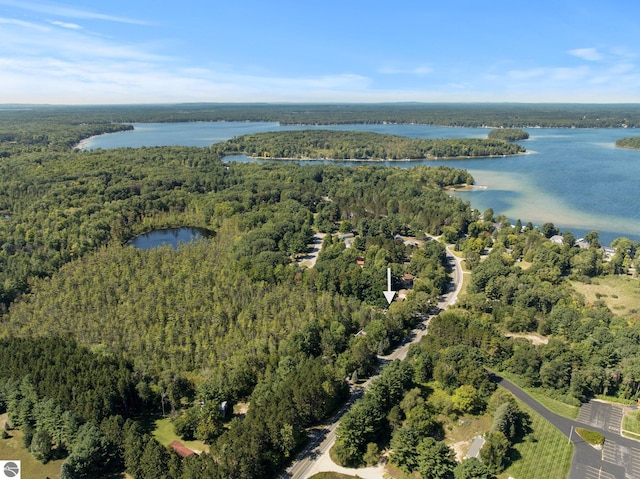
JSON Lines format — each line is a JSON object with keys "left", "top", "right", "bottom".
{"left": 2, "top": 100, "right": 640, "bottom": 107}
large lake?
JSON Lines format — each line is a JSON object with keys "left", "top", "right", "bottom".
{"left": 82, "top": 122, "right": 640, "bottom": 245}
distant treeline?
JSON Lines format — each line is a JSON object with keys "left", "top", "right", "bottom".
{"left": 2, "top": 103, "right": 640, "bottom": 146}
{"left": 217, "top": 130, "right": 526, "bottom": 160}
{"left": 487, "top": 128, "right": 529, "bottom": 142}
{"left": 615, "top": 136, "right": 640, "bottom": 149}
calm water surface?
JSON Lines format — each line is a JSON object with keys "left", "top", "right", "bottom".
{"left": 128, "top": 228, "right": 211, "bottom": 249}
{"left": 83, "top": 123, "right": 640, "bottom": 245}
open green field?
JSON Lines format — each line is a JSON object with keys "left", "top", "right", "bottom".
{"left": 441, "top": 388, "right": 573, "bottom": 479}
{"left": 0, "top": 426, "right": 64, "bottom": 479}
{"left": 571, "top": 275, "right": 640, "bottom": 316}
{"left": 494, "top": 372, "right": 579, "bottom": 420}
{"left": 501, "top": 399, "right": 573, "bottom": 479}
{"left": 152, "top": 417, "right": 210, "bottom": 454}
{"left": 622, "top": 410, "right": 640, "bottom": 440}
{"left": 517, "top": 389, "right": 579, "bottom": 420}
{"left": 459, "top": 270, "right": 471, "bottom": 297}
{"left": 444, "top": 414, "right": 493, "bottom": 458}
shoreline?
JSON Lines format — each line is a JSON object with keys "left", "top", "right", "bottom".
{"left": 444, "top": 184, "right": 487, "bottom": 191}
{"left": 74, "top": 125, "right": 136, "bottom": 150}
{"left": 230, "top": 151, "right": 528, "bottom": 162}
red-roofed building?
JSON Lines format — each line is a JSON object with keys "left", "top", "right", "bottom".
{"left": 170, "top": 440, "right": 196, "bottom": 458}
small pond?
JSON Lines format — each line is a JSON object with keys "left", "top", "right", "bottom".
{"left": 128, "top": 228, "right": 214, "bottom": 250}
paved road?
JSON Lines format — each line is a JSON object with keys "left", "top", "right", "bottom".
{"left": 282, "top": 391, "right": 363, "bottom": 479}
{"left": 494, "top": 375, "right": 640, "bottom": 479}
{"left": 297, "top": 233, "right": 326, "bottom": 268}
{"left": 281, "top": 243, "right": 464, "bottom": 479}
{"left": 285, "top": 241, "right": 640, "bottom": 479}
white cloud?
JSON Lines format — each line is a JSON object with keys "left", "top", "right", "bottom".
{"left": 569, "top": 48, "right": 603, "bottom": 61}
{"left": 588, "top": 62, "right": 639, "bottom": 86}
{"left": 611, "top": 46, "right": 637, "bottom": 60}
{"left": 550, "top": 66, "right": 590, "bottom": 81}
{"left": 507, "top": 68, "right": 546, "bottom": 81}
{"left": 0, "top": 17, "right": 166, "bottom": 63}
{"left": 507, "top": 66, "right": 590, "bottom": 82}
{"left": 0, "top": 11, "right": 373, "bottom": 104}
{"left": 49, "top": 20, "right": 82, "bottom": 30}
{"left": 0, "top": 6, "right": 638, "bottom": 104}
{"left": 609, "top": 62, "right": 635, "bottom": 75}
{"left": 0, "top": 0, "right": 152, "bottom": 25}
{"left": 0, "top": 43, "right": 375, "bottom": 104}
{"left": 444, "top": 81, "right": 475, "bottom": 91}
{"left": 379, "top": 65, "right": 432, "bottom": 75}
{"left": 0, "top": 16, "right": 50, "bottom": 31}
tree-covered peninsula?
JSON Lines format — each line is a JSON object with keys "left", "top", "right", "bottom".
{"left": 217, "top": 130, "right": 525, "bottom": 160}
{"left": 487, "top": 128, "right": 529, "bottom": 142}
{"left": 615, "top": 137, "right": 640, "bottom": 149}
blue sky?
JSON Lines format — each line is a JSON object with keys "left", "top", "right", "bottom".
{"left": 1, "top": 0, "right": 640, "bottom": 104}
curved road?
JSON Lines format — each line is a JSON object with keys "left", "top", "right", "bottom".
{"left": 281, "top": 243, "right": 464, "bottom": 479}
{"left": 495, "top": 375, "right": 640, "bottom": 479}
{"left": 284, "top": 240, "right": 640, "bottom": 479}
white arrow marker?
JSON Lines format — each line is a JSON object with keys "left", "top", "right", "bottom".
{"left": 384, "top": 267, "right": 396, "bottom": 304}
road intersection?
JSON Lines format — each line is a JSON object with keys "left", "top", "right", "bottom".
{"left": 282, "top": 242, "right": 640, "bottom": 479}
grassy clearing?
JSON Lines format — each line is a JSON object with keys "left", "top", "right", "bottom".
{"left": 504, "top": 332, "right": 548, "bottom": 346}
{"left": 501, "top": 399, "right": 573, "bottom": 479}
{"left": 622, "top": 410, "right": 640, "bottom": 440}
{"left": 571, "top": 276, "right": 640, "bottom": 315}
{"left": 495, "top": 371, "right": 579, "bottom": 420}
{"left": 428, "top": 383, "right": 572, "bottom": 479}
{"left": 518, "top": 259, "right": 533, "bottom": 271}
{"left": 518, "top": 390, "right": 578, "bottom": 420}
{"left": 343, "top": 379, "right": 573, "bottom": 479}
{"left": 594, "top": 394, "right": 635, "bottom": 406}
{"left": 445, "top": 415, "right": 493, "bottom": 445}
{"left": 459, "top": 270, "right": 471, "bottom": 297}
{"left": 0, "top": 427, "right": 64, "bottom": 479}
{"left": 447, "top": 248, "right": 471, "bottom": 297}
{"left": 152, "top": 417, "right": 210, "bottom": 453}
{"left": 443, "top": 414, "right": 492, "bottom": 462}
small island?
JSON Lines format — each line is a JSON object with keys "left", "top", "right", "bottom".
{"left": 615, "top": 137, "right": 640, "bottom": 150}
{"left": 217, "top": 129, "right": 526, "bottom": 161}
{"left": 487, "top": 128, "right": 529, "bottom": 142}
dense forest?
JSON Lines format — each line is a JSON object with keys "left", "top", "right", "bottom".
{"left": 0, "top": 105, "right": 639, "bottom": 479}
{"left": 0, "top": 107, "right": 477, "bottom": 477}
{"left": 615, "top": 136, "right": 640, "bottom": 149}
{"left": 217, "top": 130, "right": 525, "bottom": 160}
